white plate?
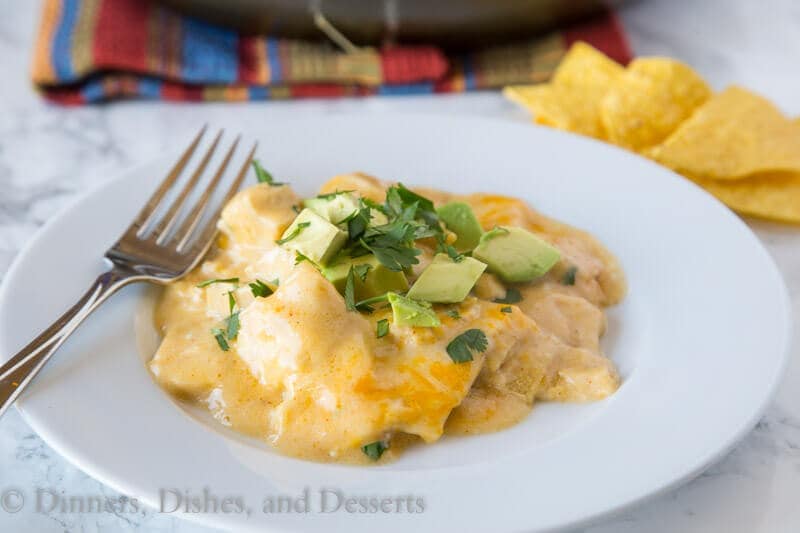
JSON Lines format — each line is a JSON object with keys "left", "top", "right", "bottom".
{"left": 0, "top": 115, "right": 791, "bottom": 533}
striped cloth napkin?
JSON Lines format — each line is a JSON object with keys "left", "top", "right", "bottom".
{"left": 31, "top": 0, "right": 631, "bottom": 104}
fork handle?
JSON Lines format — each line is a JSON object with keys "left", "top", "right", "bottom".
{"left": 0, "top": 268, "right": 131, "bottom": 418}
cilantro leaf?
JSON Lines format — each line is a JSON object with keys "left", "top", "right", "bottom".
{"left": 376, "top": 319, "right": 390, "bottom": 338}
{"left": 212, "top": 328, "right": 230, "bottom": 351}
{"left": 347, "top": 203, "right": 371, "bottom": 241}
{"left": 249, "top": 279, "right": 274, "bottom": 298}
{"left": 211, "top": 287, "right": 242, "bottom": 350}
{"left": 353, "top": 263, "right": 372, "bottom": 282}
{"left": 381, "top": 184, "right": 442, "bottom": 241}
{"left": 196, "top": 277, "right": 239, "bottom": 288}
{"left": 384, "top": 186, "right": 404, "bottom": 218}
{"left": 361, "top": 197, "right": 386, "bottom": 215}
{"left": 359, "top": 212, "right": 422, "bottom": 271}
{"left": 341, "top": 184, "right": 440, "bottom": 273}
{"left": 446, "top": 329, "right": 488, "bottom": 363}
{"left": 275, "top": 221, "right": 310, "bottom": 245}
{"left": 362, "top": 441, "right": 388, "bottom": 460}
{"left": 226, "top": 311, "right": 240, "bottom": 340}
{"left": 344, "top": 266, "right": 357, "bottom": 311}
{"left": 355, "top": 293, "right": 389, "bottom": 313}
{"left": 315, "top": 189, "right": 355, "bottom": 200}
{"left": 494, "top": 288, "right": 522, "bottom": 304}
{"left": 227, "top": 291, "right": 236, "bottom": 314}
{"left": 501, "top": 306, "right": 512, "bottom": 313}
{"left": 252, "top": 160, "right": 284, "bottom": 186}
{"left": 436, "top": 237, "right": 464, "bottom": 262}
{"left": 295, "top": 252, "right": 310, "bottom": 265}
{"left": 562, "top": 266, "right": 578, "bottom": 286}
{"left": 363, "top": 241, "right": 421, "bottom": 272}
{"left": 445, "top": 308, "right": 461, "bottom": 319}
{"left": 394, "top": 184, "right": 439, "bottom": 229}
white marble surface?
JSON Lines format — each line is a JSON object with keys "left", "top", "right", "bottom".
{"left": 1, "top": 0, "right": 799, "bottom": 531}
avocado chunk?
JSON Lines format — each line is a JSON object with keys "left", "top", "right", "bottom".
{"left": 472, "top": 227, "right": 560, "bottom": 283}
{"left": 387, "top": 292, "right": 441, "bottom": 327}
{"left": 406, "top": 254, "right": 487, "bottom": 303}
{"left": 437, "top": 202, "right": 483, "bottom": 251}
{"left": 304, "top": 192, "right": 360, "bottom": 224}
{"left": 278, "top": 208, "right": 347, "bottom": 266}
{"left": 322, "top": 255, "right": 409, "bottom": 300}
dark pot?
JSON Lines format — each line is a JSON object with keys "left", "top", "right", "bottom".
{"left": 157, "top": 0, "right": 627, "bottom": 49}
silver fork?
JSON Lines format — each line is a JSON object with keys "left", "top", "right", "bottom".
{"left": 0, "top": 127, "right": 256, "bottom": 419}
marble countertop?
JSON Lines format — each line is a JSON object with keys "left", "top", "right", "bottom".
{"left": 1, "top": 0, "right": 799, "bottom": 531}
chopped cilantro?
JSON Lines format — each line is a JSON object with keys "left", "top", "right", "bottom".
{"left": 446, "top": 329, "right": 488, "bottom": 363}
{"left": 196, "top": 277, "right": 239, "bottom": 288}
{"left": 445, "top": 308, "right": 461, "bottom": 319}
{"left": 252, "top": 159, "right": 284, "bottom": 186}
{"left": 226, "top": 311, "right": 240, "bottom": 340}
{"left": 362, "top": 441, "right": 388, "bottom": 460}
{"left": 295, "top": 252, "right": 310, "bottom": 265}
{"left": 347, "top": 203, "right": 371, "bottom": 241}
{"left": 249, "top": 279, "right": 274, "bottom": 298}
{"left": 344, "top": 266, "right": 357, "bottom": 311}
{"left": 393, "top": 184, "right": 439, "bottom": 230}
{"left": 212, "top": 328, "right": 229, "bottom": 351}
{"left": 494, "top": 287, "right": 522, "bottom": 304}
{"left": 562, "top": 266, "right": 578, "bottom": 286}
{"left": 383, "top": 186, "right": 404, "bottom": 217}
{"left": 360, "top": 221, "right": 422, "bottom": 271}
{"left": 355, "top": 293, "right": 389, "bottom": 313}
{"left": 361, "top": 197, "right": 386, "bottom": 215}
{"left": 339, "top": 185, "right": 444, "bottom": 273}
{"left": 275, "top": 221, "right": 310, "bottom": 245}
{"left": 436, "top": 237, "right": 464, "bottom": 262}
{"left": 353, "top": 263, "right": 372, "bottom": 282}
{"left": 376, "top": 319, "right": 390, "bottom": 338}
{"left": 361, "top": 242, "right": 420, "bottom": 272}
{"left": 501, "top": 306, "right": 512, "bottom": 313}
{"left": 315, "top": 189, "right": 355, "bottom": 200}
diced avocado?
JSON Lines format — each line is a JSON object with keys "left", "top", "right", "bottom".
{"left": 278, "top": 208, "right": 347, "bottom": 266}
{"left": 322, "top": 255, "right": 409, "bottom": 300}
{"left": 304, "top": 192, "right": 360, "bottom": 224}
{"left": 406, "top": 254, "right": 487, "bottom": 303}
{"left": 472, "top": 226, "right": 560, "bottom": 283}
{"left": 437, "top": 202, "right": 483, "bottom": 251}
{"left": 387, "top": 292, "right": 441, "bottom": 328}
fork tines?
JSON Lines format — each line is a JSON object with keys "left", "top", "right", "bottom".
{"left": 128, "top": 126, "right": 257, "bottom": 254}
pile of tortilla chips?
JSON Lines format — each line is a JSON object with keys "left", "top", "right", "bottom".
{"left": 504, "top": 42, "right": 800, "bottom": 224}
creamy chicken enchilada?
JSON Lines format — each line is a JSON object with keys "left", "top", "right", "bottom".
{"left": 149, "top": 164, "right": 626, "bottom": 464}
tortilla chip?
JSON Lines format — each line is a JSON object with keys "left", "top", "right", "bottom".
{"left": 650, "top": 86, "right": 800, "bottom": 179}
{"left": 503, "top": 85, "right": 604, "bottom": 139}
{"left": 600, "top": 58, "right": 711, "bottom": 151}
{"left": 551, "top": 42, "right": 625, "bottom": 90}
{"left": 504, "top": 43, "right": 624, "bottom": 140}
{"left": 690, "top": 171, "right": 800, "bottom": 223}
